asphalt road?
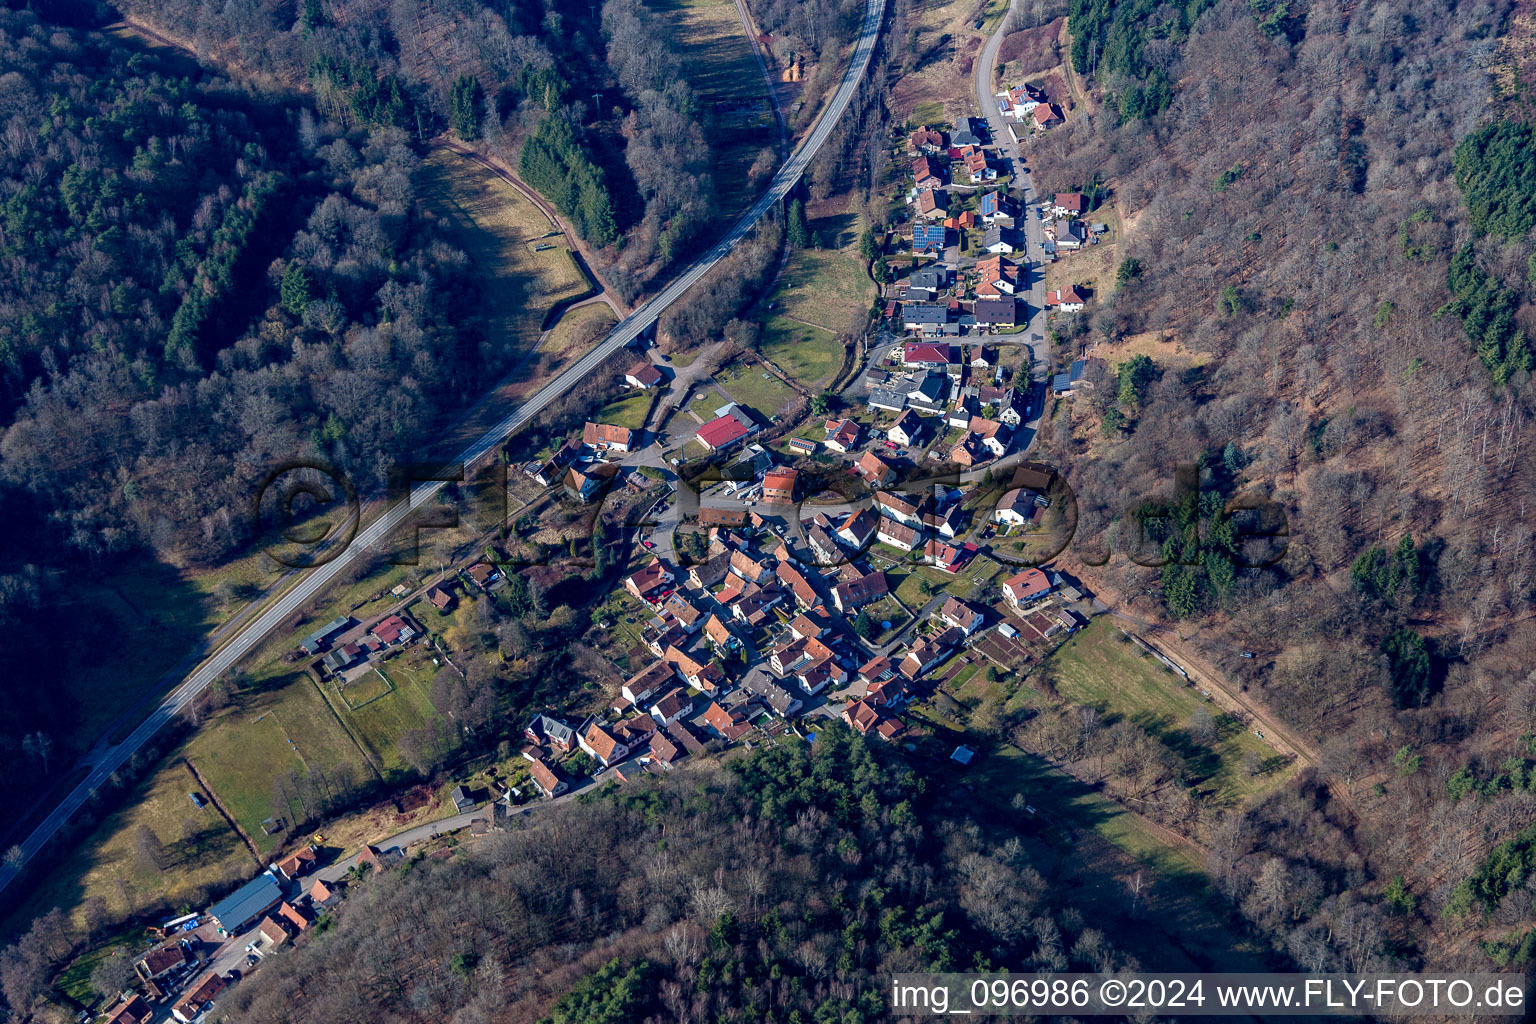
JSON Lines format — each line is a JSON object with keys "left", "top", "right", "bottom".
{"left": 0, "top": 0, "right": 888, "bottom": 898}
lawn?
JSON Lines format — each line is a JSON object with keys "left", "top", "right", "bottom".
{"left": 765, "top": 247, "right": 873, "bottom": 337}
{"left": 1039, "top": 619, "right": 1294, "bottom": 804}
{"left": 714, "top": 362, "right": 797, "bottom": 419}
{"left": 644, "top": 0, "right": 775, "bottom": 214}
{"left": 598, "top": 391, "right": 654, "bottom": 431}
{"left": 543, "top": 303, "right": 617, "bottom": 361}
{"left": 761, "top": 315, "right": 843, "bottom": 388}
{"left": 324, "top": 651, "right": 441, "bottom": 776}
{"left": 416, "top": 149, "right": 586, "bottom": 365}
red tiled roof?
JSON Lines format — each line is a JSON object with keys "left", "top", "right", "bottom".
{"left": 697, "top": 413, "right": 751, "bottom": 449}
{"left": 583, "top": 421, "right": 635, "bottom": 447}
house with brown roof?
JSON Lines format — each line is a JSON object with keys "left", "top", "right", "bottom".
{"left": 625, "top": 361, "right": 664, "bottom": 389}
{"left": 703, "top": 701, "right": 753, "bottom": 742}
{"left": 649, "top": 689, "right": 693, "bottom": 727}
{"left": 912, "top": 156, "right": 943, "bottom": 189}
{"left": 582, "top": 421, "right": 635, "bottom": 452}
{"left": 688, "top": 550, "right": 733, "bottom": 589}
{"left": 172, "top": 973, "right": 226, "bottom": 1023}
{"left": 105, "top": 996, "right": 153, "bottom": 1024}
{"left": 837, "top": 508, "right": 878, "bottom": 549}
{"left": 528, "top": 757, "right": 568, "bottom": 798}
{"left": 1050, "top": 191, "right": 1086, "bottom": 217}
{"left": 729, "top": 582, "right": 784, "bottom": 627}
{"left": 854, "top": 450, "right": 895, "bottom": 488}
{"left": 842, "top": 698, "right": 881, "bottom": 735}
{"left": 775, "top": 560, "right": 819, "bottom": 608}
{"left": 137, "top": 944, "right": 191, "bottom": 981}
{"left": 876, "top": 517, "right": 920, "bottom": 551}
{"left": 578, "top": 721, "right": 631, "bottom": 768}
{"left": 832, "top": 569, "right": 888, "bottom": 613}
{"left": 466, "top": 562, "right": 499, "bottom": 591}
{"left": 256, "top": 916, "right": 289, "bottom": 949}
{"left": 909, "top": 126, "right": 946, "bottom": 152}
{"left": 857, "top": 654, "right": 897, "bottom": 687}
{"left": 924, "top": 538, "right": 974, "bottom": 574}
{"left": 824, "top": 418, "right": 862, "bottom": 453}
{"left": 875, "top": 490, "right": 923, "bottom": 525}
{"left": 426, "top": 584, "right": 455, "bottom": 611}
{"left": 967, "top": 416, "right": 1013, "bottom": 457}
{"left": 899, "top": 627, "right": 962, "bottom": 679}
{"left": 789, "top": 606, "right": 832, "bottom": 639}
{"left": 278, "top": 900, "right": 312, "bottom": 933}
{"left": 1045, "top": 286, "right": 1089, "bottom": 311}
{"left": 563, "top": 461, "right": 620, "bottom": 502}
{"left": 916, "top": 188, "right": 949, "bottom": 220}
{"left": 622, "top": 660, "right": 675, "bottom": 707}
{"left": 658, "top": 591, "right": 705, "bottom": 633}
{"left": 696, "top": 506, "right": 748, "bottom": 528}
{"left": 273, "top": 845, "right": 317, "bottom": 882}
{"left": 308, "top": 878, "right": 338, "bottom": 908}
{"left": 729, "top": 549, "right": 773, "bottom": 585}
{"left": 1031, "top": 103, "right": 1063, "bottom": 128}
{"left": 703, "top": 614, "right": 737, "bottom": 651}
{"left": 624, "top": 558, "right": 674, "bottom": 602}
{"left": 975, "top": 254, "right": 1021, "bottom": 297}
{"left": 648, "top": 730, "right": 685, "bottom": 766}
{"left": 940, "top": 596, "right": 985, "bottom": 635}
{"left": 763, "top": 467, "right": 799, "bottom": 503}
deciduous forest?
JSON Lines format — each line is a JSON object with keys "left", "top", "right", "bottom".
{"left": 1027, "top": 0, "right": 1536, "bottom": 976}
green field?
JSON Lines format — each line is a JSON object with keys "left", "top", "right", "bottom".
{"left": 1039, "top": 619, "right": 1294, "bottom": 803}
{"left": 598, "top": 391, "right": 653, "bottom": 430}
{"left": 544, "top": 303, "right": 617, "bottom": 361}
{"left": 327, "top": 653, "right": 441, "bottom": 775}
{"left": 715, "top": 362, "right": 797, "bottom": 418}
{"left": 766, "top": 247, "right": 872, "bottom": 336}
{"left": 761, "top": 315, "right": 843, "bottom": 387}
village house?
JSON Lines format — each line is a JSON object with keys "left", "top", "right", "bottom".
{"left": 979, "top": 189, "right": 1013, "bottom": 224}
{"left": 899, "top": 627, "right": 962, "bottom": 679}
{"left": 907, "top": 370, "right": 951, "bottom": 409}
{"left": 527, "top": 438, "right": 583, "bottom": 486}
{"left": 1051, "top": 192, "right": 1086, "bottom": 217}
{"left": 730, "top": 583, "right": 784, "bottom": 627}
{"left": 904, "top": 267, "right": 948, "bottom": 301}
{"left": 563, "top": 461, "right": 620, "bottom": 502}
{"left": 370, "top": 613, "right": 416, "bottom": 646}
{"left": 703, "top": 700, "right": 753, "bottom": 742}
{"left": 903, "top": 304, "right": 949, "bottom": 336}
{"left": 1046, "top": 285, "right": 1089, "bottom": 311}
{"left": 104, "top": 996, "right": 154, "bottom": 1024}
{"left": 808, "top": 525, "right": 843, "bottom": 564}
{"left": 854, "top": 450, "right": 895, "bottom": 488}
{"left": 524, "top": 714, "right": 576, "bottom": 752}
{"left": 624, "top": 558, "right": 674, "bottom": 602}
{"left": 789, "top": 606, "right": 832, "bottom": 640}
{"left": 583, "top": 421, "right": 635, "bottom": 453}
{"left": 940, "top": 595, "right": 986, "bottom": 634}
{"left": 875, "top": 490, "right": 923, "bottom": 525}
{"left": 273, "top": 845, "right": 317, "bottom": 882}
{"left": 911, "top": 155, "right": 943, "bottom": 190}
{"left": 887, "top": 408, "right": 925, "bottom": 447}
{"left": 426, "top": 583, "right": 455, "bottom": 612}
{"left": 578, "top": 721, "right": 631, "bottom": 768}
{"left": 703, "top": 613, "right": 737, "bottom": 653}
{"left": 647, "top": 730, "right": 685, "bottom": 768}
{"left": 746, "top": 676, "right": 805, "bottom": 717}
{"left": 968, "top": 416, "right": 1013, "bottom": 457}
{"left": 973, "top": 297, "right": 1018, "bottom": 330}
{"left": 529, "top": 757, "right": 568, "bottom": 798}
{"left": 1031, "top": 103, "right": 1063, "bottom": 129}
{"left": 876, "top": 517, "right": 920, "bottom": 552}
{"left": 922, "top": 501, "right": 968, "bottom": 539}
{"left": 916, "top": 188, "right": 949, "bottom": 220}
{"left": 622, "top": 660, "right": 675, "bottom": 707}
{"left": 909, "top": 126, "right": 946, "bottom": 152}
{"left": 837, "top": 508, "right": 879, "bottom": 549}
{"left": 982, "top": 226, "right": 1017, "bottom": 253}
{"left": 1052, "top": 218, "right": 1085, "bottom": 251}
{"left": 649, "top": 689, "right": 693, "bottom": 727}
{"left": 687, "top": 550, "right": 733, "bottom": 590}
{"left": 695, "top": 405, "right": 757, "bottom": 452}
{"left": 903, "top": 341, "right": 954, "bottom": 369}
{"left": 858, "top": 654, "right": 898, "bottom": 688}
{"left": 824, "top": 418, "right": 862, "bottom": 453}
{"left": 278, "top": 901, "right": 312, "bottom": 934}
{"left": 832, "top": 569, "right": 888, "bottom": 613}
{"left": 912, "top": 221, "right": 947, "bottom": 253}
{"left": 625, "top": 361, "right": 664, "bottom": 389}
{"left": 172, "top": 973, "right": 226, "bottom": 1023}
{"left": 137, "top": 945, "right": 191, "bottom": 983}
{"left": 762, "top": 467, "right": 799, "bottom": 504}
{"left": 775, "top": 561, "right": 819, "bottom": 608}
{"left": 974, "top": 254, "right": 1020, "bottom": 297}
{"left": 1001, "top": 567, "right": 1053, "bottom": 611}
{"left": 994, "top": 487, "right": 1044, "bottom": 527}
{"left": 466, "top": 562, "right": 500, "bottom": 592}
{"left": 729, "top": 549, "right": 773, "bottom": 586}
{"left": 924, "top": 538, "right": 974, "bottom": 574}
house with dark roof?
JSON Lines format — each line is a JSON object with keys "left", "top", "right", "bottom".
{"left": 104, "top": 996, "right": 153, "bottom": 1024}
{"left": 982, "top": 226, "right": 1017, "bottom": 253}
{"left": 902, "top": 304, "right": 950, "bottom": 336}
{"left": 832, "top": 569, "right": 888, "bottom": 613}
{"left": 208, "top": 871, "right": 283, "bottom": 934}
{"left": 888, "top": 408, "right": 925, "bottom": 447}
{"left": 524, "top": 714, "right": 576, "bottom": 751}
{"left": 299, "top": 616, "right": 350, "bottom": 655}
{"left": 837, "top": 508, "right": 878, "bottom": 549}
{"left": 940, "top": 596, "right": 986, "bottom": 635}
{"left": 973, "top": 298, "right": 1018, "bottom": 328}
{"left": 824, "top": 418, "right": 862, "bottom": 453}
{"left": 564, "top": 461, "right": 620, "bottom": 502}
{"left": 172, "top": 973, "right": 226, "bottom": 1023}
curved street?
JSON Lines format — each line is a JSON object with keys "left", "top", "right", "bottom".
{"left": 0, "top": 0, "right": 889, "bottom": 898}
